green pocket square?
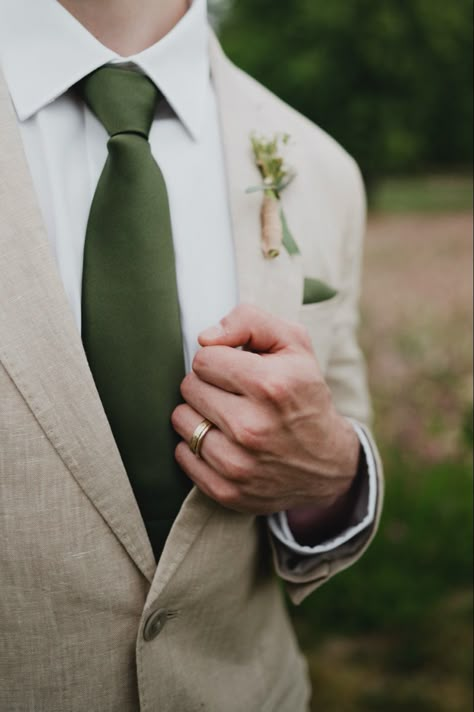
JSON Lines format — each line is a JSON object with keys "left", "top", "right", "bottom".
{"left": 303, "top": 277, "right": 338, "bottom": 305}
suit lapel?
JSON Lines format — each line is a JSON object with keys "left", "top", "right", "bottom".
{"left": 0, "top": 70, "right": 156, "bottom": 583}
{"left": 209, "top": 33, "right": 304, "bottom": 322}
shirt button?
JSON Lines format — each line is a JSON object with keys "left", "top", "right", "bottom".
{"left": 143, "top": 608, "right": 169, "bottom": 642}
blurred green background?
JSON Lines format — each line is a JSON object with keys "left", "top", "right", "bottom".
{"left": 211, "top": 2, "right": 473, "bottom": 710}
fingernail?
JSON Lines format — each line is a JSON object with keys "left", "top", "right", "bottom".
{"left": 199, "top": 323, "right": 225, "bottom": 341}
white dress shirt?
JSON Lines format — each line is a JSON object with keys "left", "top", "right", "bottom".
{"left": 0, "top": 0, "right": 376, "bottom": 557}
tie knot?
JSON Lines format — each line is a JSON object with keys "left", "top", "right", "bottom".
{"left": 78, "top": 66, "right": 160, "bottom": 139}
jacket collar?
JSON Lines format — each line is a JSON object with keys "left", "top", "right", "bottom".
{"left": 0, "top": 0, "right": 208, "bottom": 139}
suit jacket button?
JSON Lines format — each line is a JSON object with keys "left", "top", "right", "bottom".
{"left": 143, "top": 608, "right": 168, "bottom": 642}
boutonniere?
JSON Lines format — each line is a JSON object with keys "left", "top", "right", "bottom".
{"left": 247, "top": 133, "right": 300, "bottom": 259}
{"left": 247, "top": 133, "right": 339, "bottom": 305}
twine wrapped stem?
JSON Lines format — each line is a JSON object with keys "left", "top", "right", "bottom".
{"left": 261, "top": 191, "right": 283, "bottom": 258}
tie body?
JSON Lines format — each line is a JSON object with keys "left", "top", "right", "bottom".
{"left": 79, "top": 67, "right": 191, "bottom": 560}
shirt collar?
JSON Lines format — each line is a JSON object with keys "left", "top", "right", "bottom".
{"left": 0, "top": 0, "right": 209, "bottom": 139}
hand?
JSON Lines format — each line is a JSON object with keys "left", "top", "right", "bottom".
{"left": 172, "top": 304, "right": 360, "bottom": 518}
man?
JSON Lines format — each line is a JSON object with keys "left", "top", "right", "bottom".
{"left": 0, "top": 0, "right": 383, "bottom": 710}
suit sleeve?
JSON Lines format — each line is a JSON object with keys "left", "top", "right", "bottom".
{"left": 269, "top": 159, "right": 385, "bottom": 605}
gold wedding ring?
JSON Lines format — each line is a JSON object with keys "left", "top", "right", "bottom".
{"left": 189, "top": 419, "right": 214, "bottom": 458}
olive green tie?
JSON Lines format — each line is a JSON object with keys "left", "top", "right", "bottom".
{"left": 78, "top": 66, "right": 191, "bottom": 560}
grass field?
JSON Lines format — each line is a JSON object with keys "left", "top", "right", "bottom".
{"left": 290, "top": 176, "right": 473, "bottom": 712}
{"left": 372, "top": 175, "right": 473, "bottom": 214}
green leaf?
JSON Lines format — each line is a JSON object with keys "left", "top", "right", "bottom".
{"left": 280, "top": 207, "right": 300, "bottom": 256}
{"left": 245, "top": 185, "right": 267, "bottom": 194}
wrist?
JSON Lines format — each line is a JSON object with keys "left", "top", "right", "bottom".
{"left": 287, "top": 437, "right": 364, "bottom": 545}
{"left": 328, "top": 413, "right": 360, "bottom": 496}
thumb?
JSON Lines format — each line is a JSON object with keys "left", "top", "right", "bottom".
{"left": 198, "top": 304, "right": 307, "bottom": 354}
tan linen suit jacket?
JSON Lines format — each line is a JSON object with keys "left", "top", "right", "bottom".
{"left": 0, "top": 34, "right": 384, "bottom": 712}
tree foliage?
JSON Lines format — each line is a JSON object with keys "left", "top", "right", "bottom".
{"left": 216, "top": 0, "right": 473, "bottom": 184}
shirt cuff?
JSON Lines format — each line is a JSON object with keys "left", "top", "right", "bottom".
{"left": 267, "top": 420, "right": 378, "bottom": 556}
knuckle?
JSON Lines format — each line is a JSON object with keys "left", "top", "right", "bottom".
{"left": 180, "top": 372, "right": 195, "bottom": 396}
{"left": 259, "top": 373, "right": 290, "bottom": 405}
{"left": 174, "top": 441, "right": 188, "bottom": 462}
{"left": 214, "top": 483, "right": 240, "bottom": 509}
{"left": 192, "top": 347, "right": 209, "bottom": 373}
{"left": 230, "top": 303, "right": 259, "bottom": 324}
{"left": 192, "top": 350, "right": 204, "bottom": 372}
{"left": 231, "top": 417, "right": 266, "bottom": 451}
{"left": 170, "top": 404, "right": 184, "bottom": 427}
{"left": 221, "top": 492, "right": 240, "bottom": 509}
{"left": 224, "top": 454, "right": 250, "bottom": 482}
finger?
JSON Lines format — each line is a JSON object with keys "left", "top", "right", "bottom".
{"left": 171, "top": 402, "right": 234, "bottom": 467}
{"left": 192, "top": 345, "right": 266, "bottom": 396}
{"left": 198, "top": 303, "right": 310, "bottom": 354}
{"left": 180, "top": 372, "right": 246, "bottom": 441}
{"left": 175, "top": 442, "right": 242, "bottom": 510}
{"left": 172, "top": 403, "right": 257, "bottom": 480}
